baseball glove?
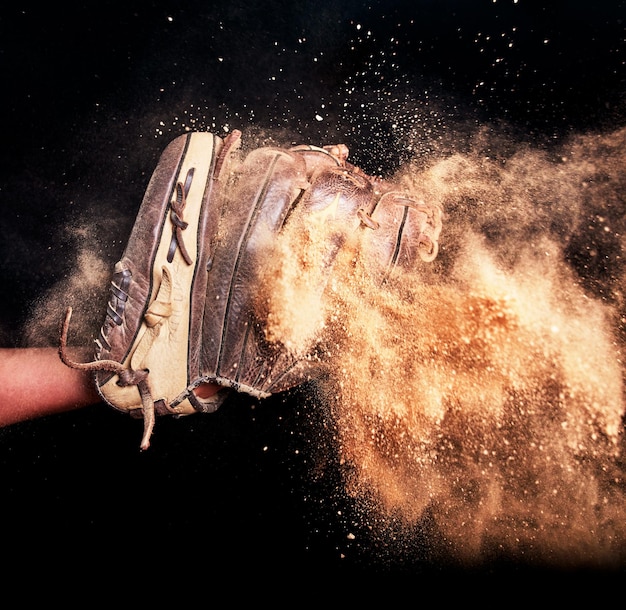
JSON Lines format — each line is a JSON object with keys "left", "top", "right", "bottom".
{"left": 60, "top": 130, "right": 442, "bottom": 449}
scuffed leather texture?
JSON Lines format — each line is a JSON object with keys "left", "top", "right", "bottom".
{"left": 196, "top": 142, "right": 442, "bottom": 396}
{"left": 92, "top": 132, "right": 442, "bottom": 423}
{"left": 198, "top": 146, "right": 311, "bottom": 394}
{"left": 94, "top": 132, "right": 224, "bottom": 412}
{"left": 95, "top": 136, "right": 197, "bottom": 379}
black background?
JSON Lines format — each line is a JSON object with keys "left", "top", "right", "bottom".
{"left": 0, "top": 0, "right": 625, "bottom": 595}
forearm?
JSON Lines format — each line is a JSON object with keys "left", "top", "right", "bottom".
{"left": 0, "top": 347, "right": 100, "bottom": 426}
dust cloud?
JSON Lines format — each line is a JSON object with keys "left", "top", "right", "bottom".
{"left": 25, "top": 121, "right": 626, "bottom": 569}
{"left": 265, "top": 125, "right": 626, "bottom": 568}
{"left": 23, "top": 226, "right": 111, "bottom": 349}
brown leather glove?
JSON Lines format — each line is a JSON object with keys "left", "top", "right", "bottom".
{"left": 60, "top": 130, "right": 442, "bottom": 449}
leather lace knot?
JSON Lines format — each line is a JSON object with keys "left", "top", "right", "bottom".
{"left": 167, "top": 168, "right": 195, "bottom": 265}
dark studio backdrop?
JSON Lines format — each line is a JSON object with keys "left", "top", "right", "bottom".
{"left": 0, "top": 0, "right": 625, "bottom": 591}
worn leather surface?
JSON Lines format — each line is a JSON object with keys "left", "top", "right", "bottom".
{"left": 93, "top": 133, "right": 442, "bottom": 417}
{"left": 95, "top": 132, "right": 224, "bottom": 413}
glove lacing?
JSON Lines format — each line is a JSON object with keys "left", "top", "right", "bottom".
{"left": 59, "top": 306, "right": 159, "bottom": 450}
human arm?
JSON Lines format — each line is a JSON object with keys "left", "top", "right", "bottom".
{"left": 0, "top": 347, "right": 100, "bottom": 426}
{"left": 0, "top": 346, "right": 222, "bottom": 427}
